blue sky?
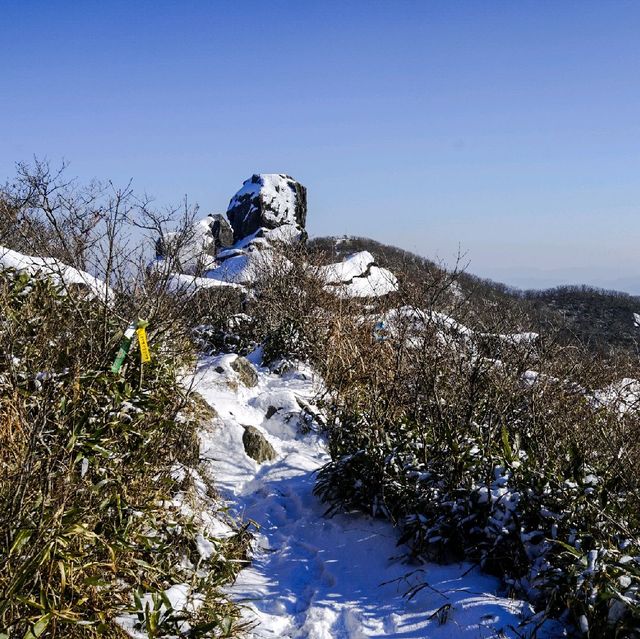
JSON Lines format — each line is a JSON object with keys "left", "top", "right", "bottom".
{"left": 2, "top": 1, "right": 639, "bottom": 291}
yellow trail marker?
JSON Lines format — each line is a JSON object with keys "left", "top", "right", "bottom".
{"left": 137, "top": 327, "right": 151, "bottom": 363}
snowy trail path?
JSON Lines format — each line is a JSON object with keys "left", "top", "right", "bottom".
{"left": 192, "top": 355, "right": 550, "bottom": 639}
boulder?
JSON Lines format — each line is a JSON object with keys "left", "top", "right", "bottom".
{"left": 316, "top": 251, "right": 399, "bottom": 298}
{"left": 226, "top": 174, "right": 307, "bottom": 242}
{"left": 242, "top": 425, "right": 277, "bottom": 463}
{"left": 208, "top": 213, "right": 234, "bottom": 250}
{"left": 230, "top": 355, "right": 258, "bottom": 387}
{"left": 189, "top": 391, "right": 218, "bottom": 423}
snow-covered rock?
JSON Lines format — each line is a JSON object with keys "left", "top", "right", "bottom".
{"left": 231, "top": 355, "right": 259, "bottom": 387}
{"left": 165, "top": 271, "right": 243, "bottom": 293}
{"left": 594, "top": 377, "right": 640, "bottom": 414}
{"left": 0, "top": 245, "right": 112, "bottom": 301}
{"left": 317, "top": 251, "right": 377, "bottom": 285}
{"left": 317, "top": 251, "right": 398, "bottom": 298}
{"left": 226, "top": 174, "right": 307, "bottom": 242}
{"left": 159, "top": 176, "right": 397, "bottom": 298}
{"left": 208, "top": 213, "right": 234, "bottom": 248}
{"left": 204, "top": 247, "right": 286, "bottom": 286}
{"left": 242, "top": 425, "right": 277, "bottom": 463}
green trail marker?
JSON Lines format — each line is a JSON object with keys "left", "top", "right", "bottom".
{"left": 111, "top": 324, "right": 136, "bottom": 374}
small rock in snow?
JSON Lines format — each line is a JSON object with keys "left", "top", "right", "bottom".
{"left": 242, "top": 425, "right": 277, "bottom": 464}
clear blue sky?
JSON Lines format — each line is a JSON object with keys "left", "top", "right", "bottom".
{"left": 2, "top": 1, "right": 639, "bottom": 291}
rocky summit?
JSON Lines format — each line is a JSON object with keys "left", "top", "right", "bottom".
{"left": 157, "top": 173, "right": 398, "bottom": 297}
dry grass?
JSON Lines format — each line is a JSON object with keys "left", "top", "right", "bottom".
{"left": 0, "top": 270, "right": 251, "bottom": 638}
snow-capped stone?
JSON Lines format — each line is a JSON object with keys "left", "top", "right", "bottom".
{"left": 226, "top": 174, "right": 307, "bottom": 242}
{"left": 317, "top": 251, "right": 398, "bottom": 298}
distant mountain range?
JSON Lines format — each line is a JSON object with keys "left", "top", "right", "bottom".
{"left": 479, "top": 265, "right": 640, "bottom": 297}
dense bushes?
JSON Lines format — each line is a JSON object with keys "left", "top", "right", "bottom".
{"left": 0, "top": 269, "right": 251, "bottom": 638}
{"left": 313, "top": 289, "right": 640, "bottom": 637}
{"left": 190, "top": 247, "right": 339, "bottom": 367}
{"left": 523, "top": 285, "right": 640, "bottom": 355}
{"left": 311, "top": 235, "right": 640, "bottom": 360}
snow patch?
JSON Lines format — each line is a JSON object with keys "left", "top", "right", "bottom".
{"left": 0, "top": 245, "right": 112, "bottom": 301}
{"left": 594, "top": 377, "right": 640, "bottom": 414}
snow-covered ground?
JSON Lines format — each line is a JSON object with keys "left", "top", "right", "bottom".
{"left": 191, "top": 354, "right": 562, "bottom": 639}
{"left": 0, "top": 245, "right": 112, "bottom": 300}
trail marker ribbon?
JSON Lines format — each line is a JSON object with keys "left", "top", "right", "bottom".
{"left": 137, "top": 326, "right": 151, "bottom": 363}
{"left": 110, "top": 319, "right": 151, "bottom": 374}
{"left": 111, "top": 325, "right": 136, "bottom": 374}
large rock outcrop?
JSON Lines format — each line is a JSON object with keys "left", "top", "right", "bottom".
{"left": 159, "top": 174, "right": 399, "bottom": 298}
{"left": 226, "top": 174, "right": 307, "bottom": 242}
